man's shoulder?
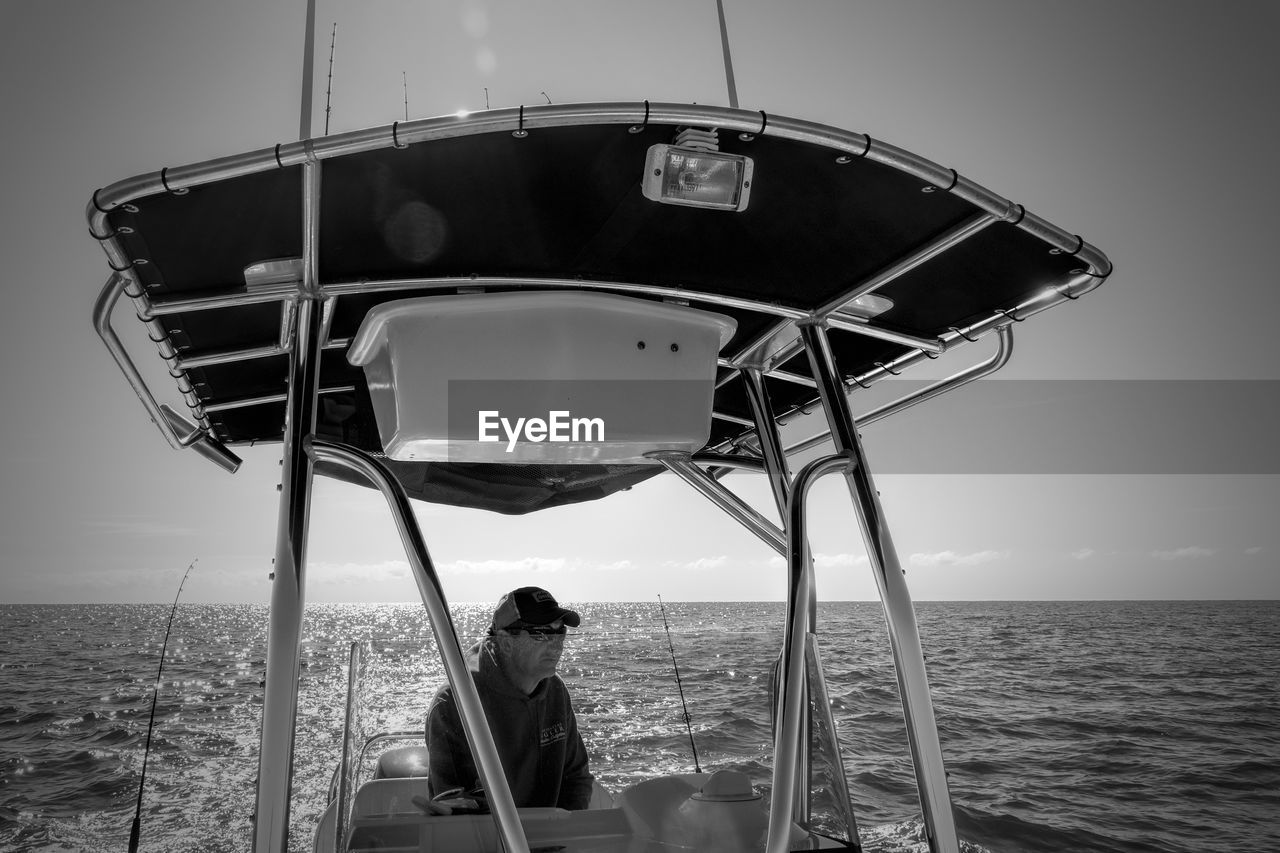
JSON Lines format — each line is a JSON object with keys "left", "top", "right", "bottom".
{"left": 427, "top": 681, "right": 456, "bottom": 722}
{"left": 539, "top": 673, "right": 574, "bottom": 704}
{"left": 429, "top": 643, "right": 486, "bottom": 708}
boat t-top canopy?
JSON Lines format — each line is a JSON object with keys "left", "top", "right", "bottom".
{"left": 89, "top": 102, "right": 1109, "bottom": 512}
{"left": 88, "top": 101, "right": 1112, "bottom": 853}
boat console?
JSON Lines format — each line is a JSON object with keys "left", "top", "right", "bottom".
{"left": 315, "top": 769, "right": 830, "bottom": 853}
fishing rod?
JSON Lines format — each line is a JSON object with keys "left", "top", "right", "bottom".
{"left": 657, "top": 595, "right": 701, "bottom": 774}
{"left": 129, "top": 559, "right": 196, "bottom": 853}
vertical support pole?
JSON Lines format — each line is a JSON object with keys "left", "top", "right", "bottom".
{"left": 798, "top": 321, "right": 960, "bottom": 853}
{"left": 740, "top": 368, "right": 790, "bottom": 519}
{"left": 765, "top": 454, "right": 851, "bottom": 853}
{"left": 741, "top": 368, "right": 811, "bottom": 825}
{"left": 253, "top": 159, "right": 324, "bottom": 853}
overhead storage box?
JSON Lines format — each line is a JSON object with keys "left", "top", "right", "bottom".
{"left": 347, "top": 291, "right": 736, "bottom": 463}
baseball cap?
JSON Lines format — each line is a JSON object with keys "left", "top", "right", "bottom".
{"left": 490, "top": 587, "right": 581, "bottom": 632}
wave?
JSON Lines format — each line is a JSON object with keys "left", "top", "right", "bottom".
{"left": 2, "top": 601, "right": 1278, "bottom": 853}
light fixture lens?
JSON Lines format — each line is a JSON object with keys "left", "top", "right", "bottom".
{"left": 847, "top": 293, "right": 894, "bottom": 317}
{"left": 642, "top": 144, "right": 753, "bottom": 211}
{"left": 243, "top": 257, "right": 304, "bottom": 289}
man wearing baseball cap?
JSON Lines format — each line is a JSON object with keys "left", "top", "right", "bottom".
{"left": 426, "top": 587, "right": 594, "bottom": 810}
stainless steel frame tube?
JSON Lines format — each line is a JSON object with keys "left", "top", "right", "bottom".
{"left": 93, "top": 274, "right": 184, "bottom": 450}
{"left": 741, "top": 368, "right": 815, "bottom": 824}
{"left": 650, "top": 452, "right": 786, "bottom": 555}
{"left": 253, "top": 295, "right": 323, "bottom": 853}
{"left": 93, "top": 103, "right": 1110, "bottom": 280}
{"left": 202, "top": 385, "right": 356, "bottom": 415}
{"left": 766, "top": 453, "right": 852, "bottom": 853}
{"left": 307, "top": 438, "right": 531, "bottom": 853}
{"left": 254, "top": 158, "right": 324, "bottom": 853}
{"left": 741, "top": 368, "right": 791, "bottom": 520}
{"left": 814, "top": 213, "right": 996, "bottom": 319}
{"left": 784, "top": 324, "right": 1014, "bottom": 457}
{"left": 799, "top": 321, "right": 961, "bottom": 853}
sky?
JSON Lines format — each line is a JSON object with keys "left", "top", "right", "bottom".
{"left": 0, "top": 0, "right": 1277, "bottom": 605}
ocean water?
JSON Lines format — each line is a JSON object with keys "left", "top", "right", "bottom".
{"left": 1, "top": 600, "right": 1276, "bottom": 853}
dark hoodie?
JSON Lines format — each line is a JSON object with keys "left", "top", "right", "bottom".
{"left": 425, "top": 639, "right": 593, "bottom": 810}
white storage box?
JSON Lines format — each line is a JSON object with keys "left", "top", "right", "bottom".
{"left": 347, "top": 291, "right": 736, "bottom": 463}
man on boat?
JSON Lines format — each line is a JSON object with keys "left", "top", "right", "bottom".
{"left": 426, "top": 586, "right": 594, "bottom": 810}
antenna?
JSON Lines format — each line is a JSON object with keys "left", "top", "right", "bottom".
{"left": 403, "top": 71, "right": 409, "bottom": 120}
{"left": 323, "top": 23, "right": 337, "bottom": 136}
{"left": 715, "top": 0, "right": 739, "bottom": 109}
{"left": 484, "top": 87, "right": 490, "bottom": 110}
{"left": 541, "top": 91, "right": 552, "bottom": 104}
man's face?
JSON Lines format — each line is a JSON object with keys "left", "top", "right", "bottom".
{"left": 498, "top": 619, "right": 567, "bottom": 684}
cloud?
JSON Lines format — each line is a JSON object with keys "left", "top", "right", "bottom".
{"left": 1245, "top": 546, "right": 1263, "bottom": 556}
{"left": 1071, "top": 548, "right": 1096, "bottom": 561}
{"left": 37, "top": 563, "right": 268, "bottom": 597}
{"left": 910, "top": 549, "right": 1011, "bottom": 567}
{"left": 42, "top": 566, "right": 175, "bottom": 589}
{"left": 1151, "top": 546, "right": 1215, "bottom": 561}
{"left": 441, "top": 557, "right": 569, "bottom": 575}
{"left": 83, "top": 519, "right": 198, "bottom": 538}
{"left": 596, "top": 560, "right": 635, "bottom": 572}
{"left": 764, "top": 553, "right": 869, "bottom": 571}
{"left": 813, "top": 553, "right": 869, "bottom": 569}
{"left": 661, "top": 555, "right": 767, "bottom": 572}
{"left": 309, "top": 560, "right": 411, "bottom": 585}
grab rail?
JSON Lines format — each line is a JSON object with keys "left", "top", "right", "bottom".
{"left": 92, "top": 274, "right": 242, "bottom": 473}
{"left": 783, "top": 323, "right": 1014, "bottom": 457}
{"left": 305, "top": 437, "right": 531, "bottom": 853}
{"left": 765, "top": 452, "right": 855, "bottom": 853}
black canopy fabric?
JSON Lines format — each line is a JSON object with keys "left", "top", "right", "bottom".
{"left": 93, "top": 105, "right": 1108, "bottom": 513}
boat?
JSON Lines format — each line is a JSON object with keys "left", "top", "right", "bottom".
{"left": 86, "top": 24, "right": 1111, "bottom": 852}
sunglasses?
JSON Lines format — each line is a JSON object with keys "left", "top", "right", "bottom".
{"left": 503, "top": 624, "right": 569, "bottom": 642}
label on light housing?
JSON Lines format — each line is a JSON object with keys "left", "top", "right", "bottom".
{"left": 642, "top": 144, "right": 754, "bottom": 212}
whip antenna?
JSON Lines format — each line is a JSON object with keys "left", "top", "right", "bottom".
{"left": 323, "top": 23, "right": 337, "bottom": 135}
{"left": 658, "top": 595, "right": 701, "bottom": 773}
{"left": 403, "top": 71, "right": 409, "bottom": 121}
{"left": 715, "top": 0, "right": 739, "bottom": 108}
{"left": 128, "top": 559, "right": 197, "bottom": 853}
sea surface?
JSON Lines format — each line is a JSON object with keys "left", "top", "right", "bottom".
{"left": 1, "top": 601, "right": 1276, "bottom": 853}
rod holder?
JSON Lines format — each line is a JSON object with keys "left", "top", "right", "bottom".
{"left": 160, "top": 405, "right": 242, "bottom": 473}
